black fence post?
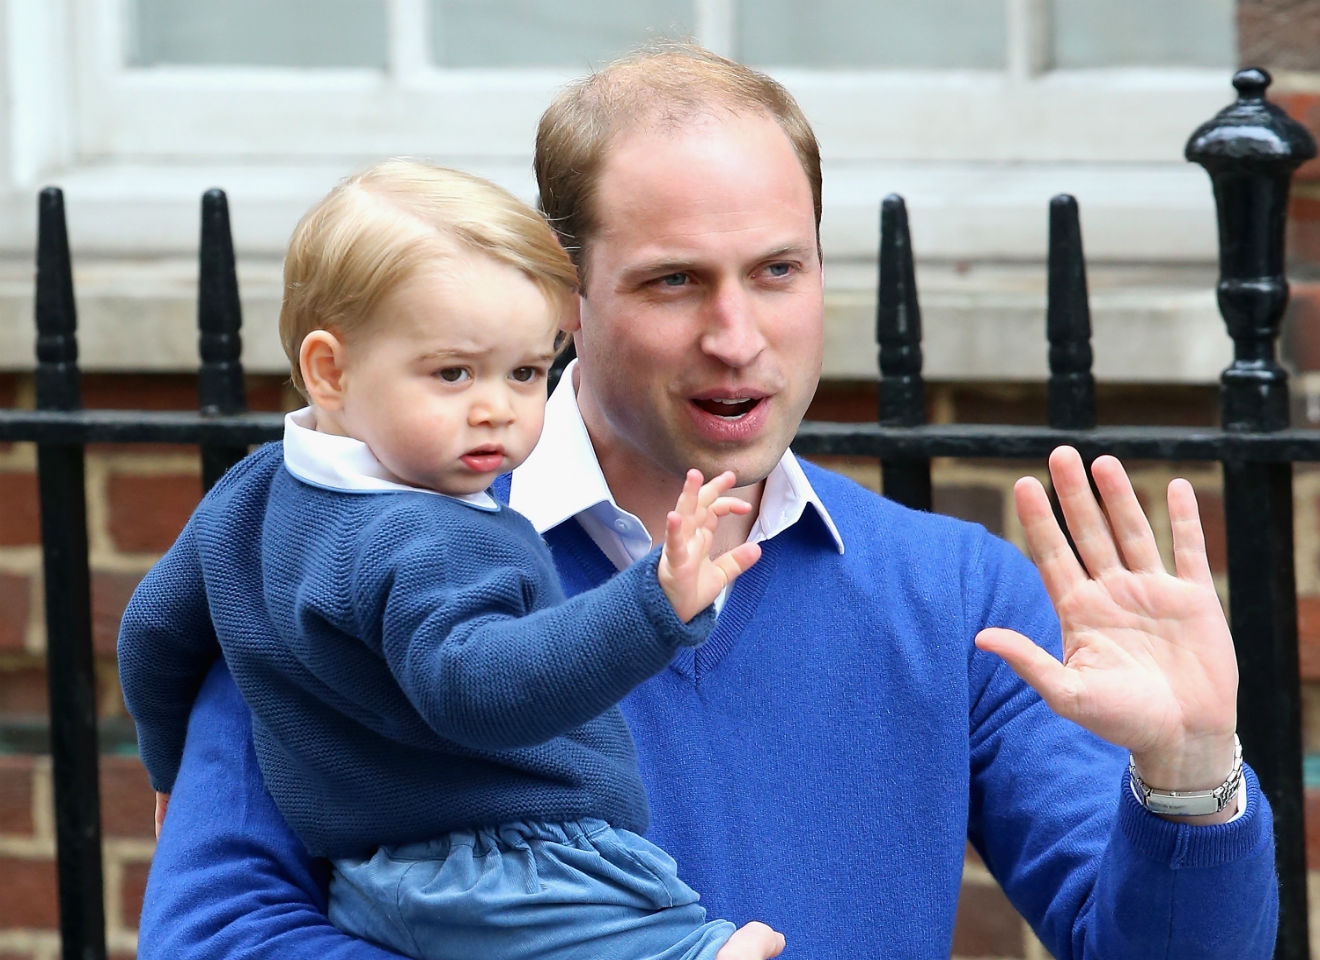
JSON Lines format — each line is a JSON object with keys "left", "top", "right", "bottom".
{"left": 34, "top": 187, "right": 107, "bottom": 960}
{"left": 1046, "top": 195, "right": 1095, "bottom": 431}
{"left": 1187, "top": 68, "right": 1317, "bottom": 960}
{"left": 877, "top": 194, "right": 932, "bottom": 510}
{"left": 198, "top": 189, "right": 249, "bottom": 491}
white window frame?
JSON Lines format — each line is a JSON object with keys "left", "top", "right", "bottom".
{"left": 0, "top": 0, "right": 1236, "bottom": 264}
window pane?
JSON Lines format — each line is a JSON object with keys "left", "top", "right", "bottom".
{"left": 128, "top": 0, "right": 388, "bottom": 68}
{"left": 1053, "top": 0, "right": 1235, "bottom": 68}
{"left": 739, "top": 0, "right": 1006, "bottom": 69}
{"left": 431, "top": 0, "right": 694, "bottom": 68}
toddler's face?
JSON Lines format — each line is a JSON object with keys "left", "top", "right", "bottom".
{"left": 333, "top": 250, "right": 561, "bottom": 495}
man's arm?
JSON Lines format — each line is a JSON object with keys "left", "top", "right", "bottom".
{"left": 138, "top": 660, "right": 405, "bottom": 960}
{"left": 970, "top": 446, "right": 1277, "bottom": 958}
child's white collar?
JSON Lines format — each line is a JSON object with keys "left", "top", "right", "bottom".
{"left": 281, "top": 407, "right": 497, "bottom": 511}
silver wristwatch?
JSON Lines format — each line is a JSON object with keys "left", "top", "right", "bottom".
{"left": 1128, "top": 735, "right": 1243, "bottom": 817}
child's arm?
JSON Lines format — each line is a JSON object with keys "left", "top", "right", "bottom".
{"left": 657, "top": 469, "right": 761, "bottom": 622}
{"left": 365, "top": 473, "right": 759, "bottom": 751}
{"left": 118, "top": 514, "right": 224, "bottom": 797}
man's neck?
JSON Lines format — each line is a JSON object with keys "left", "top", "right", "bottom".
{"left": 590, "top": 437, "right": 764, "bottom": 555}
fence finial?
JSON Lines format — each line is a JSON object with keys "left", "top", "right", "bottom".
{"left": 1186, "top": 67, "right": 1317, "bottom": 432}
{"left": 35, "top": 187, "right": 81, "bottom": 412}
{"left": 198, "top": 188, "right": 245, "bottom": 416}
{"left": 877, "top": 194, "right": 925, "bottom": 427}
{"left": 1047, "top": 194, "right": 1095, "bottom": 430}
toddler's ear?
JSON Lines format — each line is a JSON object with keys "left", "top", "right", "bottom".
{"left": 300, "top": 330, "right": 348, "bottom": 411}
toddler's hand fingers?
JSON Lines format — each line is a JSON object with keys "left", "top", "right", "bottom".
{"left": 715, "top": 542, "right": 761, "bottom": 581}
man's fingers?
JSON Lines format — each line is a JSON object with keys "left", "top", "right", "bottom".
{"left": 1090, "top": 455, "right": 1163, "bottom": 574}
{"left": 1048, "top": 446, "right": 1121, "bottom": 576}
{"left": 1168, "top": 478, "right": 1214, "bottom": 586}
{"left": 975, "top": 627, "right": 1078, "bottom": 720}
{"left": 715, "top": 921, "right": 785, "bottom": 960}
{"left": 1014, "top": 474, "right": 1085, "bottom": 605}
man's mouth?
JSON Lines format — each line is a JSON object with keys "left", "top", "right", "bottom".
{"left": 692, "top": 397, "right": 761, "bottom": 420}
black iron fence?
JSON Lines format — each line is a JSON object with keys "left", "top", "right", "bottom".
{"left": 0, "top": 68, "right": 1315, "bottom": 960}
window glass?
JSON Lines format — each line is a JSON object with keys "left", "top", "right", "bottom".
{"left": 128, "top": 0, "right": 388, "bottom": 68}
{"left": 1052, "top": 0, "right": 1235, "bottom": 68}
{"left": 739, "top": 0, "right": 1006, "bottom": 69}
{"left": 431, "top": 0, "right": 694, "bottom": 68}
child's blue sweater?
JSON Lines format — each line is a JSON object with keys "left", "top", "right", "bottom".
{"left": 118, "top": 442, "right": 712, "bottom": 857}
{"left": 135, "top": 456, "right": 1279, "bottom": 959}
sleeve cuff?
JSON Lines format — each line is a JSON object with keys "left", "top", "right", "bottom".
{"left": 1116, "top": 763, "right": 1273, "bottom": 869}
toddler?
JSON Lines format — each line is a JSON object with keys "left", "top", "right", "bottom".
{"left": 118, "top": 160, "right": 784, "bottom": 960}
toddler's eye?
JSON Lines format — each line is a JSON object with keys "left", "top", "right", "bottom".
{"left": 510, "top": 366, "right": 541, "bottom": 383}
{"left": 436, "top": 367, "right": 469, "bottom": 382}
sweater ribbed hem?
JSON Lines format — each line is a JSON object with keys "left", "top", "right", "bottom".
{"left": 1117, "top": 764, "right": 1271, "bottom": 868}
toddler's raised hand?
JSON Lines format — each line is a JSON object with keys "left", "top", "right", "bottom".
{"left": 658, "top": 469, "right": 762, "bottom": 622}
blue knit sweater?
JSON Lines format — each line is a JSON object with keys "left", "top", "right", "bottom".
{"left": 136, "top": 459, "right": 1278, "bottom": 960}
{"left": 118, "top": 442, "right": 712, "bottom": 857}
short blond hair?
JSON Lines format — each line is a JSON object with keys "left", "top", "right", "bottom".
{"left": 534, "top": 41, "right": 821, "bottom": 283}
{"left": 280, "top": 159, "right": 578, "bottom": 397}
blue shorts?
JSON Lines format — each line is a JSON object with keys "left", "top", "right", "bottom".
{"left": 330, "top": 818, "right": 737, "bottom": 960}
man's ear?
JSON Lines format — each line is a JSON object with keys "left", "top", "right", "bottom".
{"left": 300, "top": 330, "right": 349, "bottom": 411}
{"left": 560, "top": 291, "right": 582, "bottom": 334}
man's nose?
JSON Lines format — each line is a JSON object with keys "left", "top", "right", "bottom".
{"left": 699, "top": 284, "right": 767, "bottom": 368}
{"left": 468, "top": 384, "right": 515, "bottom": 426}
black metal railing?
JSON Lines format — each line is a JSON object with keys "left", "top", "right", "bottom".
{"left": 0, "top": 68, "right": 1315, "bottom": 960}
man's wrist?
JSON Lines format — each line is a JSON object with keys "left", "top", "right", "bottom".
{"left": 1128, "top": 734, "right": 1243, "bottom": 817}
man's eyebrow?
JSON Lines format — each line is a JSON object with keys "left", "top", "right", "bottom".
{"left": 622, "top": 245, "right": 816, "bottom": 280}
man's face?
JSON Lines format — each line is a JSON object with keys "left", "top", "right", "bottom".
{"left": 572, "top": 110, "right": 824, "bottom": 498}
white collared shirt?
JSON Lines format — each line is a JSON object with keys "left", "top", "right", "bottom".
{"left": 510, "top": 361, "right": 844, "bottom": 593}
{"left": 281, "top": 407, "right": 497, "bottom": 510}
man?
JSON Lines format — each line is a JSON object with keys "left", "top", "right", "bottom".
{"left": 137, "top": 43, "right": 1277, "bottom": 959}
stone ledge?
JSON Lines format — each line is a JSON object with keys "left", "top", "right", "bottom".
{"left": 0, "top": 256, "right": 1242, "bottom": 384}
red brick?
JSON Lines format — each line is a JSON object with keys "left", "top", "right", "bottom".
{"left": 951, "top": 880, "right": 1025, "bottom": 957}
{"left": 82, "top": 372, "right": 290, "bottom": 413}
{"left": 1289, "top": 193, "right": 1320, "bottom": 270}
{"left": 1283, "top": 283, "right": 1320, "bottom": 372}
{"left": 0, "top": 854, "right": 58, "bottom": 928}
{"left": 99, "top": 755, "right": 153, "bottom": 839}
{"left": 1277, "top": 92, "right": 1320, "bottom": 184}
{"left": 1307, "top": 787, "right": 1320, "bottom": 868}
{"left": 119, "top": 858, "right": 151, "bottom": 929}
{"left": 0, "top": 572, "right": 31, "bottom": 651}
{"left": 0, "top": 754, "right": 34, "bottom": 834}
{"left": 1193, "top": 489, "right": 1229, "bottom": 577}
{"left": 0, "top": 471, "right": 40, "bottom": 547}
{"left": 105, "top": 471, "right": 200, "bottom": 554}
{"left": 806, "top": 380, "right": 878, "bottom": 422}
{"left": 1299, "top": 597, "right": 1320, "bottom": 681}
{"left": 83, "top": 373, "right": 199, "bottom": 411}
{"left": 933, "top": 483, "right": 1006, "bottom": 536}
{"left": 0, "top": 663, "right": 49, "bottom": 717}
{"left": 92, "top": 570, "right": 146, "bottom": 656}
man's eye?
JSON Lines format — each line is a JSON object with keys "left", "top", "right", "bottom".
{"left": 436, "top": 367, "right": 469, "bottom": 382}
{"left": 766, "top": 262, "right": 793, "bottom": 278}
{"left": 658, "top": 272, "right": 688, "bottom": 287}
{"left": 510, "top": 366, "right": 541, "bottom": 383}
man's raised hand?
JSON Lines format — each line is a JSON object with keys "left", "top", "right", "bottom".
{"left": 658, "top": 469, "right": 762, "bottom": 622}
{"left": 974, "top": 446, "right": 1239, "bottom": 817}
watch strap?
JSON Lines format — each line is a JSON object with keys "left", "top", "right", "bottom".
{"left": 1128, "top": 735, "right": 1243, "bottom": 817}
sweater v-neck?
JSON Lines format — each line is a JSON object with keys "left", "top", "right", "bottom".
{"left": 543, "top": 517, "right": 779, "bottom": 682}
